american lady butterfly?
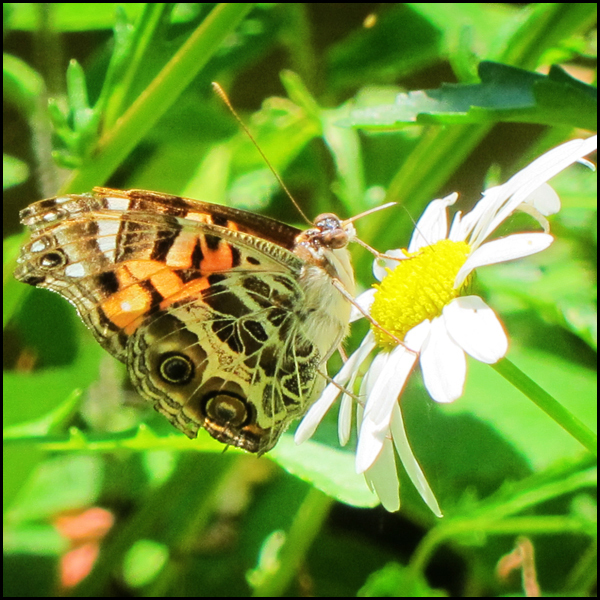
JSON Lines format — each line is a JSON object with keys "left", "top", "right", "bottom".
{"left": 15, "top": 188, "right": 355, "bottom": 455}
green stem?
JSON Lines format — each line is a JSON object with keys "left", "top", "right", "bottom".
{"left": 62, "top": 3, "right": 254, "bottom": 193}
{"left": 492, "top": 358, "right": 596, "bottom": 456}
{"left": 251, "top": 487, "right": 334, "bottom": 596}
{"left": 410, "top": 466, "right": 596, "bottom": 574}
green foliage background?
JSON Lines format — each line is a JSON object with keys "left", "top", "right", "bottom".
{"left": 4, "top": 3, "right": 597, "bottom": 597}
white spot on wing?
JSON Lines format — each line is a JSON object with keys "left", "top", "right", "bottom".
{"left": 65, "top": 263, "right": 86, "bottom": 278}
{"left": 185, "top": 212, "right": 206, "bottom": 222}
{"left": 96, "top": 220, "right": 121, "bottom": 256}
{"left": 105, "top": 197, "right": 131, "bottom": 212}
{"left": 30, "top": 240, "right": 48, "bottom": 252}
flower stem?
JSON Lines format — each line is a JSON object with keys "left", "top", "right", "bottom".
{"left": 492, "top": 358, "right": 596, "bottom": 456}
{"left": 250, "top": 487, "right": 334, "bottom": 596}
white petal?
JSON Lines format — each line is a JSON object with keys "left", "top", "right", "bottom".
{"left": 339, "top": 354, "right": 371, "bottom": 446}
{"left": 355, "top": 388, "right": 364, "bottom": 435}
{"left": 360, "top": 347, "right": 388, "bottom": 396}
{"left": 420, "top": 317, "right": 466, "bottom": 403}
{"left": 294, "top": 381, "right": 343, "bottom": 444}
{"left": 409, "top": 193, "right": 457, "bottom": 252}
{"left": 459, "top": 186, "right": 503, "bottom": 246}
{"left": 350, "top": 289, "right": 375, "bottom": 322}
{"left": 356, "top": 348, "right": 380, "bottom": 444}
{"left": 356, "top": 346, "right": 416, "bottom": 473}
{"left": 404, "top": 319, "right": 432, "bottom": 353}
{"left": 363, "top": 439, "right": 400, "bottom": 512}
{"left": 470, "top": 136, "right": 597, "bottom": 248}
{"left": 523, "top": 182, "right": 561, "bottom": 216}
{"left": 338, "top": 331, "right": 379, "bottom": 445}
{"left": 353, "top": 329, "right": 378, "bottom": 366}
{"left": 368, "top": 345, "right": 416, "bottom": 424}
{"left": 356, "top": 413, "right": 389, "bottom": 474}
{"left": 511, "top": 185, "right": 557, "bottom": 233}
{"left": 390, "top": 403, "right": 442, "bottom": 517}
{"left": 443, "top": 297, "right": 508, "bottom": 363}
{"left": 372, "top": 249, "right": 408, "bottom": 281}
{"left": 338, "top": 392, "right": 353, "bottom": 446}
{"left": 455, "top": 233, "right": 553, "bottom": 287}
{"left": 448, "top": 209, "right": 465, "bottom": 241}
{"left": 577, "top": 157, "right": 596, "bottom": 170}
{"left": 355, "top": 359, "right": 396, "bottom": 472}
{"left": 294, "top": 333, "right": 375, "bottom": 444}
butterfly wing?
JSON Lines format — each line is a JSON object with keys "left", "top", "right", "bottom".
{"left": 16, "top": 189, "right": 329, "bottom": 453}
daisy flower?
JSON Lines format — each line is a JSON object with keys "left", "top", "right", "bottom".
{"left": 296, "top": 135, "right": 597, "bottom": 514}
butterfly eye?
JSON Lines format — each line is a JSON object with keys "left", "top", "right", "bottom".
{"left": 204, "top": 392, "right": 248, "bottom": 426}
{"left": 308, "top": 213, "right": 349, "bottom": 249}
{"left": 158, "top": 352, "right": 194, "bottom": 385}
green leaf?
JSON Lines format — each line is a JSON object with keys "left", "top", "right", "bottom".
{"left": 3, "top": 154, "right": 30, "bottom": 189}
{"left": 358, "top": 562, "right": 447, "bottom": 597}
{"left": 346, "top": 61, "right": 597, "bottom": 130}
{"left": 270, "top": 435, "right": 379, "bottom": 509}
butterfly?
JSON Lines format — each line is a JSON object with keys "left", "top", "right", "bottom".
{"left": 15, "top": 187, "right": 356, "bottom": 455}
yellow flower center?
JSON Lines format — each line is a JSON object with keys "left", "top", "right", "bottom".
{"left": 370, "top": 239, "right": 471, "bottom": 349}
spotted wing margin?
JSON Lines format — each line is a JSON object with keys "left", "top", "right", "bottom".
{"left": 94, "top": 188, "right": 302, "bottom": 250}
{"left": 15, "top": 189, "right": 306, "bottom": 361}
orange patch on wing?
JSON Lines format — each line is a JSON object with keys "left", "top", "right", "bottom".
{"left": 149, "top": 269, "right": 184, "bottom": 299}
{"left": 160, "top": 276, "right": 211, "bottom": 308}
{"left": 122, "top": 260, "right": 165, "bottom": 280}
{"left": 101, "top": 285, "right": 152, "bottom": 332}
{"left": 163, "top": 231, "right": 236, "bottom": 273}
{"left": 116, "top": 260, "right": 185, "bottom": 299}
{"left": 102, "top": 260, "right": 184, "bottom": 333}
{"left": 200, "top": 237, "right": 233, "bottom": 272}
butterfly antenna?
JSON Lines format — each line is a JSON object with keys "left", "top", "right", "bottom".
{"left": 212, "top": 82, "right": 312, "bottom": 225}
{"left": 343, "top": 201, "right": 396, "bottom": 224}
{"left": 399, "top": 202, "right": 435, "bottom": 249}
{"left": 343, "top": 202, "right": 400, "bottom": 257}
